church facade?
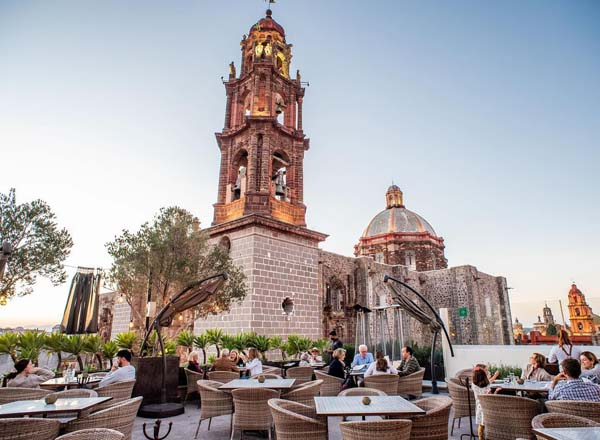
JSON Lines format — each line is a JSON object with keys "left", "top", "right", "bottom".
{"left": 193, "top": 10, "right": 514, "bottom": 348}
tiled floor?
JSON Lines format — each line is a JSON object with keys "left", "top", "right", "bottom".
{"left": 132, "top": 392, "right": 476, "bottom": 440}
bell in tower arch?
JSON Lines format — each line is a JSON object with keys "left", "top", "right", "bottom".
{"left": 273, "top": 167, "right": 286, "bottom": 198}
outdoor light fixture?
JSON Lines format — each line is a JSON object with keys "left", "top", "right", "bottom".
{"left": 117, "top": 295, "right": 124, "bottom": 304}
{"left": 0, "top": 294, "right": 7, "bottom": 306}
{"left": 129, "top": 319, "right": 134, "bottom": 329}
{"left": 178, "top": 313, "right": 183, "bottom": 321}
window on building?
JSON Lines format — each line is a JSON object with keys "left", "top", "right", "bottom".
{"left": 485, "top": 297, "right": 492, "bottom": 318}
{"left": 576, "top": 308, "right": 581, "bottom": 316}
{"left": 405, "top": 251, "right": 416, "bottom": 271}
{"left": 375, "top": 252, "right": 384, "bottom": 263}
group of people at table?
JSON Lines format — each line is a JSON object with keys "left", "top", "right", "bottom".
{"left": 472, "top": 330, "right": 600, "bottom": 440}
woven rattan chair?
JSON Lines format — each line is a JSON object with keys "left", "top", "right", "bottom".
{"left": 269, "top": 398, "right": 327, "bottom": 440}
{"left": 545, "top": 400, "right": 600, "bottom": 423}
{"left": 263, "top": 365, "right": 282, "bottom": 375}
{"left": 207, "top": 371, "right": 239, "bottom": 383}
{"left": 0, "top": 418, "right": 61, "bottom": 440}
{"left": 454, "top": 368, "right": 473, "bottom": 381}
{"left": 184, "top": 368, "right": 204, "bottom": 402}
{"left": 63, "top": 397, "right": 142, "bottom": 440}
{"left": 364, "top": 374, "right": 399, "bottom": 395}
{"left": 0, "top": 387, "right": 50, "bottom": 404}
{"left": 340, "top": 419, "right": 412, "bottom": 440}
{"left": 407, "top": 396, "right": 452, "bottom": 440}
{"left": 56, "top": 428, "right": 125, "bottom": 440}
{"left": 251, "top": 373, "right": 283, "bottom": 379}
{"left": 49, "top": 388, "right": 99, "bottom": 399}
{"left": 446, "top": 377, "right": 475, "bottom": 435}
{"left": 281, "top": 380, "right": 322, "bottom": 408}
{"left": 286, "top": 366, "right": 314, "bottom": 385}
{"left": 94, "top": 380, "right": 135, "bottom": 412}
{"left": 397, "top": 368, "right": 425, "bottom": 399}
{"left": 314, "top": 370, "right": 343, "bottom": 396}
{"left": 195, "top": 380, "right": 234, "bottom": 439}
{"left": 231, "top": 387, "right": 280, "bottom": 440}
{"left": 478, "top": 394, "right": 540, "bottom": 440}
{"left": 531, "top": 412, "right": 600, "bottom": 430}
{"left": 338, "top": 388, "right": 387, "bottom": 397}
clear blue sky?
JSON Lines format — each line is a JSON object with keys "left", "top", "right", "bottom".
{"left": 1, "top": 0, "right": 599, "bottom": 328}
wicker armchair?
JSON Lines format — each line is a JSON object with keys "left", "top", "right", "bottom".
{"left": 195, "top": 380, "right": 234, "bottom": 439}
{"left": 56, "top": 428, "right": 125, "bottom": 440}
{"left": 454, "top": 368, "right": 473, "bottom": 381}
{"left": 94, "top": 380, "right": 135, "bottom": 412}
{"left": 478, "top": 394, "right": 540, "bottom": 440}
{"left": 340, "top": 419, "right": 412, "bottom": 440}
{"left": 446, "top": 377, "right": 475, "bottom": 435}
{"left": 286, "top": 366, "right": 314, "bottom": 385}
{"left": 263, "top": 366, "right": 282, "bottom": 375}
{"left": 408, "top": 396, "right": 452, "bottom": 440}
{"left": 0, "top": 418, "right": 60, "bottom": 440}
{"left": 545, "top": 400, "right": 600, "bottom": 423}
{"left": 49, "top": 388, "right": 98, "bottom": 399}
{"left": 231, "top": 387, "right": 280, "bottom": 440}
{"left": 314, "top": 370, "right": 343, "bottom": 396}
{"left": 207, "top": 371, "right": 239, "bottom": 383}
{"left": 532, "top": 412, "right": 600, "bottom": 430}
{"left": 268, "top": 398, "right": 328, "bottom": 440}
{"left": 364, "top": 374, "right": 399, "bottom": 395}
{"left": 397, "top": 368, "right": 425, "bottom": 399}
{"left": 63, "top": 397, "right": 142, "bottom": 440}
{"left": 0, "top": 387, "right": 50, "bottom": 404}
{"left": 338, "top": 388, "right": 387, "bottom": 397}
{"left": 281, "top": 380, "right": 322, "bottom": 408}
{"left": 184, "top": 368, "right": 204, "bottom": 402}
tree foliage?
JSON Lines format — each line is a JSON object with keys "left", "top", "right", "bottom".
{"left": 104, "top": 207, "right": 246, "bottom": 328}
{"left": 0, "top": 189, "right": 73, "bottom": 301}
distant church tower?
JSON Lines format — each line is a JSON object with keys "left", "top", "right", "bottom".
{"left": 568, "top": 284, "right": 596, "bottom": 336}
{"left": 196, "top": 9, "right": 326, "bottom": 339}
{"left": 542, "top": 302, "right": 555, "bottom": 326}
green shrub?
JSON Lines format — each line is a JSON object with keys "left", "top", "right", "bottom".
{"left": 488, "top": 363, "right": 522, "bottom": 379}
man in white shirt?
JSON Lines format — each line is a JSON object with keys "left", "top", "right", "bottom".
{"left": 99, "top": 349, "right": 136, "bottom": 387}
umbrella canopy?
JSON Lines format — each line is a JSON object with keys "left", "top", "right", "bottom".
{"left": 61, "top": 269, "right": 101, "bottom": 334}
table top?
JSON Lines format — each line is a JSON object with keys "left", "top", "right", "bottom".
{"left": 219, "top": 378, "right": 296, "bottom": 390}
{"left": 490, "top": 380, "right": 551, "bottom": 393}
{"left": 40, "top": 376, "right": 103, "bottom": 389}
{"left": 0, "top": 396, "right": 112, "bottom": 418}
{"left": 314, "top": 396, "right": 426, "bottom": 417}
{"left": 533, "top": 427, "right": 600, "bottom": 440}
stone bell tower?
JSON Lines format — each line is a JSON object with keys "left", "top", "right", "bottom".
{"left": 196, "top": 9, "right": 327, "bottom": 340}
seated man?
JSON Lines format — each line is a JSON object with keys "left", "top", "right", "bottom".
{"left": 549, "top": 358, "right": 600, "bottom": 401}
{"left": 99, "top": 349, "right": 136, "bottom": 387}
{"left": 398, "top": 346, "right": 420, "bottom": 377}
{"left": 212, "top": 349, "right": 239, "bottom": 372}
{"left": 351, "top": 344, "right": 374, "bottom": 368}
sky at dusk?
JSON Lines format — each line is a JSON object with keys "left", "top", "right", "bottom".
{"left": 1, "top": 0, "right": 599, "bottom": 329}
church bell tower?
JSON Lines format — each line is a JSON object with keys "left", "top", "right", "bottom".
{"left": 197, "top": 10, "right": 327, "bottom": 340}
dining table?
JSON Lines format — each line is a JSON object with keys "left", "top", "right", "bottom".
{"left": 489, "top": 380, "right": 552, "bottom": 394}
{"left": 40, "top": 375, "right": 103, "bottom": 390}
{"left": 0, "top": 396, "right": 112, "bottom": 418}
{"left": 532, "top": 427, "right": 600, "bottom": 440}
{"left": 314, "top": 395, "right": 426, "bottom": 418}
{"left": 219, "top": 378, "right": 296, "bottom": 391}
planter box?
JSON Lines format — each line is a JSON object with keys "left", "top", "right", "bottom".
{"left": 131, "top": 356, "right": 180, "bottom": 405}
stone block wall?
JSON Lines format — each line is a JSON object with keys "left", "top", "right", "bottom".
{"left": 110, "top": 302, "right": 132, "bottom": 339}
{"left": 195, "top": 224, "right": 321, "bottom": 340}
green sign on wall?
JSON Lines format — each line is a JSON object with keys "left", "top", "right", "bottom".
{"left": 458, "top": 307, "right": 468, "bottom": 318}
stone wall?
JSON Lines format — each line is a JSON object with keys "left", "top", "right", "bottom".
{"left": 195, "top": 223, "right": 321, "bottom": 339}
{"left": 110, "top": 301, "right": 132, "bottom": 339}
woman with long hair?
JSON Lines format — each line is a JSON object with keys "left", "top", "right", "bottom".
{"left": 246, "top": 347, "right": 262, "bottom": 376}
{"left": 364, "top": 351, "right": 398, "bottom": 376}
{"left": 5, "top": 358, "right": 54, "bottom": 388}
{"left": 521, "top": 353, "right": 552, "bottom": 381}
{"left": 548, "top": 329, "right": 581, "bottom": 363}
{"left": 580, "top": 351, "right": 600, "bottom": 382}
{"left": 229, "top": 349, "right": 244, "bottom": 367}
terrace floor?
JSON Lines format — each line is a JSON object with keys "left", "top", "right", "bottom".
{"left": 132, "top": 391, "right": 475, "bottom": 440}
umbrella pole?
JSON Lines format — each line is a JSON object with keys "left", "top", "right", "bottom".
{"left": 156, "top": 325, "right": 167, "bottom": 404}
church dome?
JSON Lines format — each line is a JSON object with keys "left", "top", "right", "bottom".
{"left": 362, "top": 186, "right": 438, "bottom": 238}
{"left": 250, "top": 10, "right": 285, "bottom": 36}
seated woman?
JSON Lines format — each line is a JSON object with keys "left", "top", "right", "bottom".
{"left": 6, "top": 358, "right": 54, "bottom": 388}
{"left": 521, "top": 352, "right": 552, "bottom": 381}
{"left": 472, "top": 365, "right": 503, "bottom": 440}
{"left": 364, "top": 352, "right": 398, "bottom": 377}
{"left": 309, "top": 348, "right": 323, "bottom": 363}
{"left": 246, "top": 347, "right": 263, "bottom": 376}
{"left": 299, "top": 352, "right": 311, "bottom": 367}
{"left": 580, "top": 351, "right": 600, "bottom": 383}
{"left": 474, "top": 363, "right": 500, "bottom": 382}
{"left": 328, "top": 348, "right": 346, "bottom": 379}
{"left": 187, "top": 351, "right": 201, "bottom": 373}
{"left": 229, "top": 349, "right": 245, "bottom": 367}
